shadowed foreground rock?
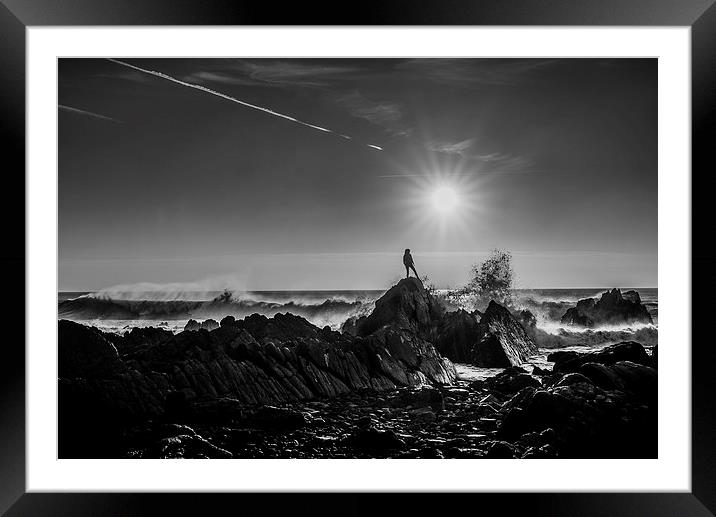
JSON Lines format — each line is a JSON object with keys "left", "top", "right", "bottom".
{"left": 498, "top": 358, "right": 657, "bottom": 458}
{"left": 58, "top": 308, "right": 457, "bottom": 456}
{"left": 547, "top": 341, "right": 653, "bottom": 374}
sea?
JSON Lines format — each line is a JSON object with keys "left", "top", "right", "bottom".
{"left": 58, "top": 287, "right": 658, "bottom": 381}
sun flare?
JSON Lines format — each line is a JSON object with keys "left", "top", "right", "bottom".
{"left": 431, "top": 185, "right": 459, "bottom": 214}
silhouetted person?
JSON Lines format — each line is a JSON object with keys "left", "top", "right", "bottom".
{"left": 403, "top": 249, "right": 419, "bottom": 279}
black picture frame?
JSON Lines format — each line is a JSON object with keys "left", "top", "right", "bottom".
{"left": 3, "top": 1, "right": 714, "bottom": 515}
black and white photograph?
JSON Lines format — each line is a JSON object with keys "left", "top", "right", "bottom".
{"left": 57, "top": 57, "right": 658, "bottom": 460}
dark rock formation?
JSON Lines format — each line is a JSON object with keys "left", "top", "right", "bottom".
{"left": 220, "top": 315, "right": 236, "bottom": 328}
{"left": 549, "top": 341, "right": 652, "bottom": 374}
{"left": 58, "top": 311, "right": 457, "bottom": 426}
{"left": 58, "top": 276, "right": 658, "bottom": 459}
{"left": 517, "top": 309, "right": 537, "bottom": 329}
{"left": 106, "top": 326, "right": 174, "bottom": 358}
{"left": 433, "top": 309, "right": 481, "bottom": 362}
{"left": 433, "top": 302, "right": 538, "bottom": 367}
{"left": 499, "top": 351, "right": 657, "bottom": 457}
{"left": 560, "top": 288, "right": 653, "bottom": 328}
{"left": 351, "top": 278, "right": 536, "bottom": 368}
{"left": 58, "top": 320, "right": 125, "bottom": 379}
{"left": 355, "top": 277, "right": 444, "bottom": 338}
{"left": 184, "top": 318, "right": 220, "bottom": 332}
{"left": 469, "top": 301, "right": 539, "bottom": 367}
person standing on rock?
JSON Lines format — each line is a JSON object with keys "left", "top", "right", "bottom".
{"left": 403, "top": 249, "right": 419, "bottom": 279}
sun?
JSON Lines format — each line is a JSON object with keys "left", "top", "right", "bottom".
{"left": 431, "top": 185, "right": 459, "bottom": 214}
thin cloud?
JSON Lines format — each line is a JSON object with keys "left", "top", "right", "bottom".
{"left": 426, "top": 137, "right": 533, "bottom": 172}
{"left": 182, "top": 71, "right": 260, "bottom": 87}
{"left": 185, "top": 60, "right": 361, "bottom": 89}
{"left": 237, "top": 61, "right": 360, "bottom": 87}
{"left": 58, "top": 104, "right": 122, "bottom": 123}
{"left": 474, "top": 152, "right": 533, "bottom": 171}
{"left": 107, "top": 59, "right": 382, "bottom": 152}
{"left": 398, "top": 58, "right": 560, "bottom": 87}
{"left": 334, "top": 91, "right": 411, "bottom": 137}
{"left": 426, "top": 138, "right": 476, "bottom": 155}
{"left": 95, "top": 70, "right": 151, "bottom": 84}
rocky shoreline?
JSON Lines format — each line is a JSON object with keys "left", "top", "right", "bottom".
{"left": 58, "top": 278, "right": 657, "bottom": 459}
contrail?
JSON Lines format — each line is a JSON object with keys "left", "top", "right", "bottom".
{"left": 59, "top": 104, "right": 122, "bottom": 123}
{"left": 107, "top": 58, "right": 382, "bottom": 151}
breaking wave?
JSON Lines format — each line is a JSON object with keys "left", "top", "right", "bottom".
{"left": 58, "top": 286, "right": 657, "bottom": 347}
{"left": 59, "top": 289, "right": 379, "bottom": 331}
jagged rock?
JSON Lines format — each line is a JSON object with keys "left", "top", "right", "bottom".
{"left": 469, "top": 301, "right": 539, "bottom": 367}
{"left": 347, "top": 279, "right": 536, "bottom": 369}
{"left": 58, "top": 320, "right": 125, "bottom": 379}
{"left": 433, "top": 301, "right": 537, "bottom": 368}
{"left": 340, "top": 316, "right": 359, "bottom": 336}
{"left": 550, "top": 341, "right": 651, "bottom": 374}
{"left": 184, "top": 318, "right": 220, "bottom": 332}
{"left": 184, "top": 319, "right": 200, "bottom": 331}
{"left": 220, "top": 315, "right": 236, "bottom": 327}
{"left": 108, "top": 326, "right": 174, "bottom": 358}
{"left": 517, "top": 309, "right": 537, "bottom": 329}
{"left": 240, "top": 312, "right": 324, "bottom": 343}
{"left": 58, "top": 309, "right": 456, "bottom": 421}
{"left": 560, "top": 288, "right": 653, "bottom": 327}
{"left": 434, "top": 309, "right": 481, "bottom": 362}
{"left": 356, "top": 277, "right": 443, "bottom": 338}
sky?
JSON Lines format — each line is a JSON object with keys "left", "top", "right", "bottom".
{"left": 59, "top": 58, "right": 657, "bottom": 291}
